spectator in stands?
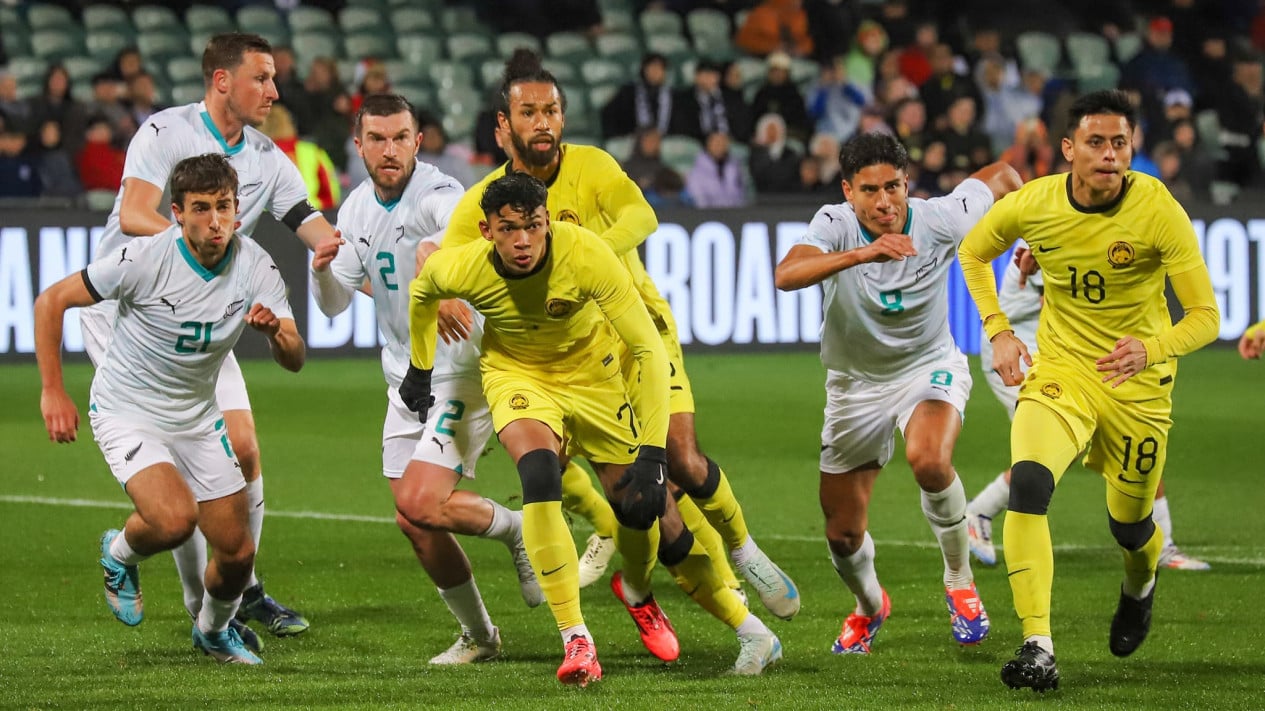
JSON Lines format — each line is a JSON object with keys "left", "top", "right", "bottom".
{"left": 473, "top": 91, "right": 510, "bottom": 167}
{"left": 292, "top": 57, "right": 352, "bottom": 172}
{"left": 686, "top": 131, "right": 748, "bottom": 207}
{"left": 34, "top": 119, "right": 80, "bottom": 199}
{"left": 1130, "top": 123, "right": 1161, "bottom": 178}
{"left": 262, "top": 104, "right": 340, "bottom": 210}
{"left": 914, "top": 138, "right": 947, "bottom": 197}
{"left": 1190, "top": 30, "right": 1231, "bottom": 110}
{"left": 350, "top": 62, "right": 390, "bottom": 118}
{"left": 890, "top": 96, "right": 928, "bottom": 164}
{"left": 877, "top": 0, "right": 917, "bottom": 48}
{"left": 1121, "top": 16, "right": 1195, "bottom": 125}
{"left": 897, "top": 20, "right": 938, "bottom": 88}
{"left": 1169, "top": 117, "right": 1215, "bottom": 197}
{"left": 671, "top": 59, "right": 751, "bottom": 143}
{"left": 107, "top": 47, "right": 144, "bottom": 84}
{"left": 932, "top": 95, "right": 991, "bottom": 173}
{"left": 963, "top": 26, "right": 1019, "bottom": 89}
{"left": 84, "top": 72, "right": 130, "bottom": 138}
{"left": 622, "top": 127, "right": 671, "bottom": 190}
{"left": 796, "top": 153, "right": 835, "bottom": 194}
{"left": 26, "top": 65, "right": 87, "bottom": 157}
{"left": 750, "top": 113, "right": 802, "bottom": 193}
{"left": 76, "top": 116, "right": 125, "bottom": 193}
{"left": 808, "top": 131, "right": 841, "bottom": 185}
{"left": 844, "top": 20, "right": 888, "bottom": 99}
{"left": 1151, "top": 88, "right": 1194, "bottom": 144}
{"left": 735, "top": 0, "right": 815, "bottom": 58}
{"left": 479, "top": 0, "right": 603, "bottom": 40}
{"left": 0, "top": 129, "right": 41, "bottom": 198}
{"left": 417, "top": 110, "right": 476, "bottom": 188}
{"left": 920, "top": 43, "right": 981, "bottom": 132}
{"left": 126, "top": 72, "right": 164, "bottom": 128}
{"left": 976, "top": 52, "right": 1038, "bottom": 155}
{"left": 600, "top": 52, "right": 674, "bottom": 140}
{"left": 1212, "top": 48, "right": 1265, "bottom": 189}
{"left": 807, "top": 58, "right": 867, "bottom": 142}
{"left": 751, "top": 52, "right": 813, "bottom": 143}
{"left": 997, "top": 116, "right": 1053, "bottom": 182}
{"left": 804, "top": 0, "right": 861, "bottom": 65}
{"left": 0, "top": 71, "right": 31, "bottom": 136}
{"left": 271, "top": 45, "right": 306, "bottom": 112}
{"left": 1153, "top": 140, "right": 1194, "bottom": 202}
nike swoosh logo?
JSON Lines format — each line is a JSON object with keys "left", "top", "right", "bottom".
{"left": 541, "top": 564, "right": 566, "bottom": 576}
{"left": 1036, "top": 245, "right": 1062, "bottom": 253}
{"left": 655, "top": 471, "right": 664, "bottom": 485}
{"left": 1116, "top": 473, "right": 1147, "bottom": 485}
{"left": 124, "top": 442, "right": 143, "bottom": 462}
{"left": 1008, "top": 567, "right": 1031, "bottom": 577}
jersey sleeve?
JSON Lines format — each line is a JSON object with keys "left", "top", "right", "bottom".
{"left": 922, "top": 177, "right": 996, "bottom": 247}
{"left": 122, "top": 116, "right": 187, "bottom": 189}
{"left": 264, "top": 147, "right": 315, "bottom": 222}
{"left": 407, "top": 250, "right": 450, "bottom": 369}
{"left": 83, "top": 243, "right": 143, "bottom": 303}
{"left": 248, "top": 245, "right": 294, "bottom": 320}
{"left": 441, "top": 179, "right": 490, "bottom": 249}
{"left": 959, "top": 189, "right": 1026, "bottom": 339}
{"left": 417, "top": 180, "right": 465, "bottom": 247}
{"left": 589, "top": 149, "right": 658, "bottom": 256}
{"left": 1152, "top": 192, "right": 1206, "bottom": 276}
{"left": 797, "top": 205, "right": 854, "bottom": 253}
{"left": 328, "top": 200, "right": 370, "bottom": 289}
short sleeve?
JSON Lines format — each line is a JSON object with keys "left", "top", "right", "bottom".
{"left": 921, "top": 178, "right": 996, "bottom": 246}
{"left": 84, "top": 243, "right": 142, "bottom": 302}
{"left": 122, "top": 116, "right": 185, "bottom": 190}
{"left": 417, "top": 180, "right": 464, "bottom": 246}
{"left": 249, "top": 248, "right": 294, "bottom": 320}
{"left": 798, "top": 205, "right": 855, "bottom": 253}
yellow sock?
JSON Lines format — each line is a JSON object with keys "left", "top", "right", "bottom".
{"left": 1121, "top": 522, "right": 1163, "bottom": 597}
{"left": 522, "top": 501, "right": 582, "bottom": 630}
{"left": 561, "top": 460, "right": 617, "bottom": 538}
{"left": 615, "top": 521, "right": 659, "bottom": 595}
{"left": 693, "top": 467, "right": 750, "bottom": 551}
{"left": 1003, "top": 510, "right": 1054, "bottom": 639}
{"left": 676, "top": 494, "right": 742, "bottom": 591}
{"left": 666, "top": 535, "right": 748, "bottom": 629}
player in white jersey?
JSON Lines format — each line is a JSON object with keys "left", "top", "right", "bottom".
{"left": 775, "top": 133, "right": 1022, "bottom": 655}
{"left": 36, "top": 154, "right": 304, "bottom": 665}
{"left": 965, "top": 247, "right": 1211, "bottom": 571}
{"left": 77, "top": 33, "right": 342, "bottom": 641}
{"left": 309, "top": 95, "right": 541, "bottom": 664}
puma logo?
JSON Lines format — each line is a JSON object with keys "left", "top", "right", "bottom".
{"left": 150, "top": 123, "right": 164, "bottom": 135}
{"left": 959, "top": 197, "right": 969, "bottom": 213}
{"left": 431, "top": 436, "right": 446, "bottom": 453}
{"left": 358, "top": 237, "right": 370, "bottom": 247}
{"left": 159, "top": 297, "right": 178, "bottom": 314}
{"left": 118, "top": 248, "right": 133, "bottom": 265}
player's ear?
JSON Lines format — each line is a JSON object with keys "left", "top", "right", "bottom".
{"left": 1061, "top": 136, "right": 1074, "bottom": 162}
{"left": 478, "top": 219, "right": 492, "bottom": 241}
{"left": 840, "top": 179, "right": 853, "bottom": 202}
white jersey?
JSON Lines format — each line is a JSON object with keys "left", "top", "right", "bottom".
{"left": 86, "top": 227, "right": 292, "bottom": 429}
{"left": 799, "top": 178, "right": 995, "bottom": 382}
{"left": 95, "top": 101, "right": 311, "bottom": 258}
{"left": 329, "top": 160, "right": 481, "bottom": 386}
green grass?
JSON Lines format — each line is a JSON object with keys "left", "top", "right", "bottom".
{"left": 1, "top": 351, "right": 1263, "bottom": 709}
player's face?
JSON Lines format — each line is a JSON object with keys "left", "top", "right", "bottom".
{"left": 842, "top": 163, "right": 909, "bottom": 235}
{"left": 500, "top": 81, "right": 565, "bottom": 170}
{"left": 173, "top": 189, "right": 238, "bottom": 266}
{"left": 356, "top": 111, "right": 421, "bottom": 196}
{"left": 480, "top": 204, "right": 550, "bottom": 275}
{"left": 224, "top": 51, "right": 278, "bottom": 127}
{"left": 1063, "top": 113, "right": 1132, "bottom": 200}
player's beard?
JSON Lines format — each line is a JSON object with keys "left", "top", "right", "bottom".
{"left": 227, "top": 94, "right": 269, "bottom": 128}
{"left": 371, "top": 158, "right": 414, "bottom": 200}
{"left": 510, "top": 131, "right": 558, "bottom": 170}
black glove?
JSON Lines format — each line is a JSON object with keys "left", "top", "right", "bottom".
{"left": 398, "top": 363, "right": 434, "bottom": 423}
{"left": 614, "top": 445, "right": 668, "bottom": 529}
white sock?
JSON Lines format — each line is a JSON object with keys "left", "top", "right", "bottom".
{"left": 1152, "top": 495, "right": 1174, "bottom": 549}
{"left": 922, "top": 474, "right": 973, "bottom": 589}
{"left": 730, "top": 534, "right": 759, "bottom": 565}
{"left": 1025, "top": 634, "right": 1054, "bottom": 654}
{"left": 560, "top": 624, "right": 592, "bottom": 646}
{"left": 438, "top": 578, "right": 496, "bottom": 643}
{"left": 481, "top": 501, "right": 519, "bottom": 547}
{"left": 969, "top": 471, "right": 1011, "bottom": 519}
{"left": 245, "top": 477, "right": 265, "bottom": 589}
{"left": 109, "top": 529, "right": 147, "bottom": 566}
{"left": 829, "top": 531, "right": 884, "bottom": 616}
{"left": 171, "top": 530, "right": 209, "bottom": 618}
{"left": 735, "top": 612, "right": 771, "bottom": 637}
{"left": 196, "top": 591, "right": 240, "bottom": 634}
{"left": 1124, "top": 575, "right": 1157, "bottom": 600}
{"left": 620, "top": 578, "right": 650, "bottom": 606}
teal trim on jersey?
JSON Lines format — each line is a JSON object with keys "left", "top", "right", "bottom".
{"left": 177, "top": 235, "right": 235, "bottom": 281}
{"left": 373, "top": 191, "right": 401, "bottom": 212}
{"left": 89, "top": 402, "right": 97, "bottom": 413}
{"left": 857, "top": 207, "right": 913, "bottom": 243}
{"left": 200, "top": 111, "right": 245, "bottom": 156}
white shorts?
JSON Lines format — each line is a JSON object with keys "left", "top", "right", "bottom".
{"left": 819, "top": 353, "right": 972, "bottom": 474}
{"left": 382, "top": 376, "right": 495, "bottom": 479}
{"left": 977, "top": 325, "right": 1037, "bottom": 421}
{"left": 90, "top": 410, "right": 245, "bottom": 502}
{"left": 81, "top": 300, "right": 253, "bottom": 412}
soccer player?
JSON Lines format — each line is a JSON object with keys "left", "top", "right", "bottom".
{"left": 959, "top": 90, "right": 1219, "bottom": 691}
{"left": 308, "top": 94, "right": 540, "bottom": 664}
{"left": 77, "top": 33, "right": 340, "bottom": 641}
{"left": 967, "top": 246, "right": 1211, "bottom": 571}
{"left": 36, "top": 154, "right": 303, "bottom": 665}
{"left": 408, "top": 173, "right": 781, "bottom": 684}
{"left": 443, "top": 49, "right": 800, "bottom": 622}
{"left": 774, "top": 133, "right": 1021, "bottom": 655}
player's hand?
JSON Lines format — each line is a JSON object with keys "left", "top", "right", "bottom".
{"left": 863, "top": 234, "right": 917, "bottom": 263}
{"left": 311, "top": 230, "right": 344, "bottom": 272}
{"left": 1096, "top": 335, "right": 1148, "bottom": 388}
{"left": 398, "top": 364, "right": 434, "bottom": 423}
{"left": 415, "top": 240, "right": 439, "bottom": 275}
{"left": 437, "top": 299, "right": 473, "bottom": 344}
{"left": 613, "top": 445, "right": 668, "bottom": 529}
{"left": 990, "top": 330, "right": 1032, "bottom": 387}
{"left": 40, "top": 387, "right": 79, "bottom": 443}
{"left": 245, "top": 304, "right": 281, "bottom": 337}
{"left": 1239, "top": 323, "right": 1265, "bottom": 360}
{"left": 1015, "top": 246, "right": 1041, "bottom": 289}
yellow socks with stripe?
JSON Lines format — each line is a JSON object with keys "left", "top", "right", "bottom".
{"left": 1003, "top": 510, "right": 1054, "bottom": 639}
{"left": 561, "top": 460, "right": 617, "bottom": 539}
{"left": 689, "top": 460, "right": 750, "bottom": 550}
{"left": 661, "top": 528, "right": 748, "bottom": 629}
{"left": 522, "top": 500, "right": 582, "bottom": 630}
{"left": 614, "top": 521, "right": 660, "bottom": 599}
{"left": 676, "top": 493, "right": 742, "bottom": 592}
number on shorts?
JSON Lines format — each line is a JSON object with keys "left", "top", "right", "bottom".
{"left": 214, "top": 418, "right": 234, "bottom": 458}
{"left": 616, "top": 402, "right": 639, "bottom": 440}
{"left": 1121, "top": 435, "right": 1158, "bottom": 475}
{"left": 376, "top": 251, "right": 398, "bottom": 291}
{"left": 930, "top": 370, "right": 953, "bottom": 386}
{"left": 435, "top": 399, "right": 465, "bottom": 436}
{"left": 879, "top": 289, "right": 904, "bottom": 315}
{"left": 175, "top": 321, "right": 213, "bottom": 353}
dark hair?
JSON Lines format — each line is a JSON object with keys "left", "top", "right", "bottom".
{"left": 498, "top": 48, "right": 567, "bottom": 116}
{"left": 1066, "top": 89, "right": 1136, "bottom": 136}
{"left": 202, "top": 33, "right": 273, "bottom": 85}
{"left": 479, "top": 173, "right": 549, "bottom": 218}
{"left": 839, "top": 132, "right": 909, "bottom": 179}
{"left": 170, "top": 154, "right": 238, "bottom": 208}
{"left": 355, "top": 93, "right": 417, "bottom": 135}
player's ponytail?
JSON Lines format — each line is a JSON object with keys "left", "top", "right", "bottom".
{"left": 498, "top": 48, "right": 568, "bottom": 116}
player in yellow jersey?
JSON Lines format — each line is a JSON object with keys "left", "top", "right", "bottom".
{"left": 443, "top": 49, "right": 801, "bottom": 625}
{"left": 406, "top": 174, "right": 781, "bottom": 684}
{"left": 958, "top": 90, "right": 1219, "bottom": 692}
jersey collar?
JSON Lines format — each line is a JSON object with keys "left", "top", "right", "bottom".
{"left": 857, "top": 206, "right": 913, "bottom": 243}
{"left": 1064, "top": 173, "right": 1130, "bottom": 214}
{"left": 177, "top": 233, "right": 236, "bottom": 281}
{"left": 199, "top": 107, "right": 245, "bottom": 156}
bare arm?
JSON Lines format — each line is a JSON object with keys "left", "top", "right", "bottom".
{"left": 775, "top": 237, "right": 917, "bottom": 291}
{"left": 117, "top": 178, "right": 172, "bottom": 237}
{"left": 34, "top": 273, "right": 99, "bottom": 442}
{"left": 968, "top": 161, "right": 1024, "bottom": 203}
{"left": 294, "top": 213, "right": 340, "bottom": 252}
{"left": 244, "top": 304, "right": 305, "bottom": 372}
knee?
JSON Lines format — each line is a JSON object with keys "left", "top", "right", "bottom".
{"left": 1109, "top": 514, "right": 1156, "bottom": 551}
{"left": 906, "top": 447, "right": 952, "bottom": 487}
{"left": 1009, "top": 460, "right": 1056, "bottom": 515}
{"left": 825, "top": 521, "right": 865, "bottom": 557}
{"left": 153, "top": 508, "right": 199, "bottom": 547}
{"left": 222, "top": 538, "right": 257, "bottom": 573}
{"left": 665, "top": 439, "right": 707, "bottom": 489}
{"left": 518, "top": 449, "right": 562, "bottom": 504}
{"left": 395, "top": 487, "right": 446, "bottom": 531}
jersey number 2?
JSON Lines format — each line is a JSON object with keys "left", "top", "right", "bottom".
{"left": 377, "top": 252, "right": 398, "bottom": 291}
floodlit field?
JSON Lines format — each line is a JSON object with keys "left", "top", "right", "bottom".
{"left": 2, "top": 350, "right": 1261, "bottom": 709}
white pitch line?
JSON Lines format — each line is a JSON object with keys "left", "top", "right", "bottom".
{"left": 4, "top": 494, "right": 1263, "bottom": 566}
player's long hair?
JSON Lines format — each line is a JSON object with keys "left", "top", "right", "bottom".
{"left": 1066, "top": 90, "right": 1137, "bottom": 135}
{"left": 355, "top": 93, "right": 417, "bottom": 136}
{"left": 202, "top": 33, "right": 272, "bottom": 86}
{"left": 170, "top": 154, "right": 238, "bottom": 207}
{"left": 498, "top": 48, "right": 568, "bottom": 115}
{"left": 480, "top": 173, "right": 549, "bottom": 218}
{"left": 839, "top": 132, "right": 909, "bottom": 180}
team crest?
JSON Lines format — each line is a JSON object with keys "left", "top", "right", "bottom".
{"left": 509, "top": 394, "right": 529, "bottom": 410}
{"left": 556, "top": 209, "right": 581, "bottom": 225}
{"left": 1040, "top": 382, "right": 1062, "bottom": 399}
{"left": 1107, "top": 241, "right": 1135, "bottom": 269}
{"left": 545, "top": 298, "right": 574, "bottom": 317}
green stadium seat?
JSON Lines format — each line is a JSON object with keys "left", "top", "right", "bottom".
{"left": 496, "top": 33, "right": 542, "bottom": 57}
{"left": 132, "top": 5, "right": 182, "bottom": 33}
{"left": 83, "top": 5, "right": 133, "bottom": 34}
{"left": 345, "top": 33, "right": 397, "bottom": 61}
{"left": 185, "top": 6, "right": 235, "bottom": 34}
{"left": 237, "top": 6, "right": 288, "bottom": 38}
{"left": 439, "top": 85, "right": 482, "bottom": 140}
{"left": 0, "top": 6, "right": 23, "bottom": 33}
{"left": 1066, "top": 32, "right": 1110, "bottom": 73}
{"left": 339, "top": 7, "right": 384, "bottom": 34}
{"left": 383, "top": 59, "right": 426, "bottom": 85}
{"left": 594, "top": 33, "right": 642, "bottom": 66}
{"left": 581, "top": 58, "right": 629, "bottom": 86}
{"left": 26, "top": 4, "right": 75, "bottom": 31}
{"left": 546, "top": 32, "right": 593, "bottom": 62}
{"left": 345, "top": 0, "right": 390, "bottom": 10}
{"left": 293, "top": 32, "right": 344, "bottom": 63}
{"left": 396, "top": 34, "right": 444, "bottom": 65}
{"left": 686, "top": 8, "right": 731, "bottom": 44}
{"left": 136, "top": 32, "right": 190, "bottom": 62}
{"left": 645, "top": 34, "right": 693, "bottom": 66}
{"left": 85, "top": 31, "right": 132, "bottom": 62}
{"left": 605, "top": 135, "right": 634, "bottom": 161}
{"left": 188, "top": 32, "right": 218, "bottom": 58}
{"left": 566, "top": 134, "right": 601, "bottom": 147}
{"left": 2, "top": 29, "right": 31, "bottom": 58}
{"left": 170, "top": 82, "right": 206, "bottom": 106}
{"left": 439, "top": 6, "right": 483, "bottom": 33}
{"left": 395, "top": 82, "right": 436, "bottom": 112}
{"left": 692, "top": 34, "right": 736, "bottom": 61}
{"left": 1075, "top": 62, "right": 1119, "bottom": 93}
{"left": 588, "top": 84, "right": 619, "bottom": 114}
{"left": 1114, "top": 33, "right": 1142, "bottom": 64}
{"left": 31, "top": 30, "right": 86, "bottom": 63}
{"left": 389, "top": 8, "right": 437, "bottom": 35}
{"left": 166, "top": 56, "right": 204, "bottom": 85}
{"left": 62, "top": 56, "right": 105, "bottom": 84}
{"left": 446, "top": 33, "right": 495, "bottom": 62}
{"left": 8, "top": 57, "right": 49, "bottom": 86}
{"left": 602, "top": 8, "right": 636, "bottom": 34}
{"left": 640, "top": 10, "right": 684, "bottom": 37}
{"left": 479, "top": 59, "right": 504, "bottom": 90}
{"left": 542, "top": 60, "right": 579, "bottom": 85}
{"left": 288, "top": 6, "right": 335, "bottom": 34}
{"left": 427, "top": 61, "right": 475, "bottom": 91}
{"left": 1016, "top": 31, "right": 1061, "bottom": 75}
{"left": 661, "top": 135, "right": 701, "bottom": 174}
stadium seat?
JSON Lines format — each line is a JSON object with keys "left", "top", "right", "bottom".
{"left": 189, "top": 32, "right": 217, "bottom": 58}
{"left": 1194, "top": 109, "right": 1228, "bottom": 161}
{"left": 542, "top": 60, "right": 579, "bottom": 85}
{"left": 2, "top": 29, "right": 30, "bottom": 59}
{"left": 62, "top": 55, "right": 105, "bottom": 84}
{"left": 85, "top": 31, "right": 132, "bottom": 62}
{"left": 595, "top": 33, "right": 642, "bottom": 66}
{"left": 185, "top": 5, "right": 235, "bottom": 34}
{"left": 1016, "top": 31, "right": 1062, "bottom": 75}
{"left": 237, "top": 6, "right": 288, "bottom": 38}
{"left": 70, "top": 80, "right": 96, "bottom": 103}
{"left": 603, "top": 8, "right": 636, "bottom": 33}
{"left": 1075, "top": 62, "right": 1119, "bottom": 93}
{"left": 661, "top": 135, "right": 702, "bottom": 174}
{"left": 8, "top": 57, "right": 49, "bottom": 86}
{"left": 686, "top": 8, "right": 731, "bottom": 45}
{"left": 396, "top": 34, "right": 444, "bottom": 65}
{"left": 345, "top": 0, "right": 390, "bottom": 10}
{"left": 31, "top": 30, "right": 86, "bottom": 63}
{"left": 479, "top": 59, "right": 504, "bottom": 90}
{"left": 0, "top": 6, "right": 23, "bottom": 32}
{"left": 789, "top": 57, "right": 818, "bottom": 86}
{"left": 389, "top": 8, "right": 437, "bottom": 35}
{"left": 394, "top": 82, "right": 436, "bottom": 112}
{"left": 137, "top": 32, "right": 191, "bottom": 63}
{"left": 439, "top": 85, "right": 482, "bottom": 140}
{"left": 567, "top": 134, "right": 601, "bottom": 147}
{"left": 605, "top": 135, "right": 634, "bottom": 161}
{"left": 496, "top": 33, "right": 543, "bottom": 57}
{"left": 439, "top": 6, "right": 483, "bottom": 33}
{"left": 166, "top": 56, "right": 204, "bottom": 85}
{"left": 692, "top": 34, "right": 736, "bottom": 62}
{"left": 547, "top": 32, "right": 594, "bottom": 62}
{"left": 83, "top": 5, "right": 133, "bottom": 34}
{"left": 447, "top": 33, "right": 495, "bottom": 62}
{"left": 132, "top": 5, "right": 182, "bottom": 34}
{"left": 288, "top": 6, "right": 335, "bottom": 34}
{"left": 293, "top": 32, "right": 344, "bottom": 63}
{"left": 170, "top": 82, "right": 206, "bottom": 105}
{"left": 1066, "top": 32, "right": 1110, "bottom": 73}
{"left": 1114, "top": 33, "right": 1143, "bottom": 64}
{"left": 428, "top": 61, "right": 475, "bottom": 91}
{"left": 26, "top": 4, "right": 74, "bottom": 32}
{"left": 588, "top": 84, "right": 619, "bottom": 115}
{"left": 339, "top": 7, "right": 384, "bottom": 35}
{"left": 640, "top": 9, "right": 684, "bottom": 37}
{"left": 581, "top": 58, "right": 629, "bottom": 86}
{"left": 645, "top": 34, "right": 693, "bottom": 66}
{"left": 345, "top": 33, "right": 397, "bottom": 61}
{"left": 383, "top": 59, "right": 426, "bottom": 85}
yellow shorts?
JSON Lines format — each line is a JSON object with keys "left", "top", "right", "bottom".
{"left": 1017, "top": 358, "right": 1173, "bottom": 507}
{"left": 619, "top": 324, "right": 695, "bottom": 416}
{"left": 482, "top": 363, "right": 640, "bottom": 466}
